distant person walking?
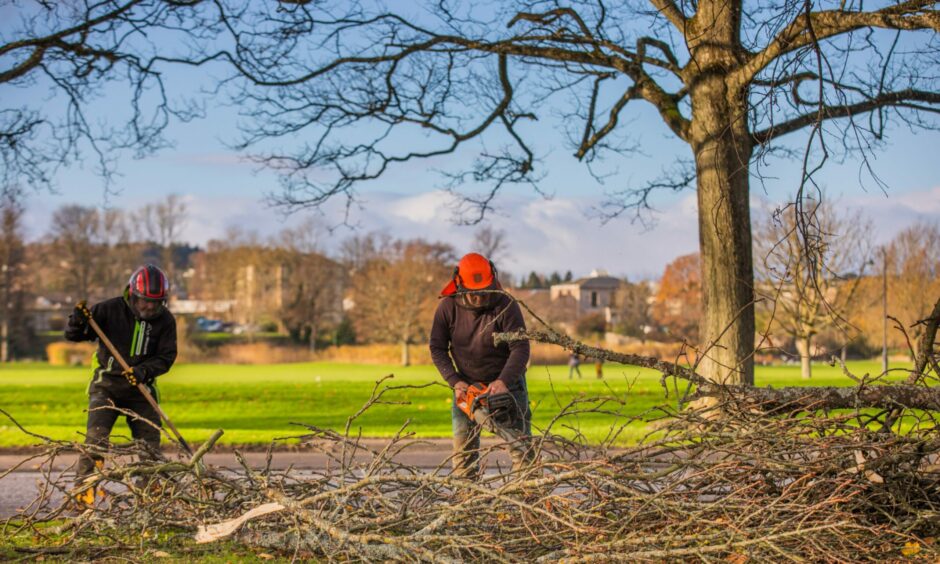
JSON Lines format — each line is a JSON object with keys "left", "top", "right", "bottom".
{"left": 568, "top": 352, "right": 582, "bottom": 379}
{"left": 594, "top": 342, "right": 604, "bottom": 378}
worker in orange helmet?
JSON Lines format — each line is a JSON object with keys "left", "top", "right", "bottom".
{"left": 429, "top": 252, "right": 533, "bottom": 478}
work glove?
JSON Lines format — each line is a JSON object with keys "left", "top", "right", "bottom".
{"left": 122, "top": 367, "right": 153, "bottom": 387}
{"left": 68, "top": 301, "right": 92, "bottom": 329}
{"left": 122, "top": 367, "right": 139, "bottom": 386}
{"left": 74, "top": 300, "right": 92, "bottom": 320}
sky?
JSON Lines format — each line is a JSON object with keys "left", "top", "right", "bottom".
{"left": 18, "top": 103, "right": 939, "bottom": 283}
{"left": 7, "top": 6, "right": 940, "bottom": 283}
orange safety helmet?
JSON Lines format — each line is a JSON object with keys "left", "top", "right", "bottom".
{"left": 440, "top": 252, "right": 501, "bottom": 296}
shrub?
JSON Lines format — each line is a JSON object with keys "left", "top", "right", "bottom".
{"left": 575, "top": 313, "right": 607, "bottom": 336}
{"left": 46, "top": 341, "right": 96, "bottom": 366}
{"left": 175, "top": 338, "right": 697, "bottom": 367}
{"left": 214, "top": 342, "right": 316, "bottom": 364}
{"left": 315, "top": 343, "right": 432, "bottom": 365}
{"left": 330, "top": 316, "right": 357, "bottom": 346}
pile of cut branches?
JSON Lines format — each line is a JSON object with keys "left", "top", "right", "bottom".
{"left": 2, "top": 380, "right": 939, "bottom": 562}
{"left": 3, "top": 296, "right": 938, "bottom": 560}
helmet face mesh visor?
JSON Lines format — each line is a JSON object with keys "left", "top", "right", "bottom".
{"left": 130, "top": 294, "right": 165, "bottom": 320}
{"left": 456, "top": 289, "right": 496, "bottom": 311}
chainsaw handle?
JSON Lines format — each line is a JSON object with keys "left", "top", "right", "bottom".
{"left": 455, "top": 382, "right": 489, "bottom": 418}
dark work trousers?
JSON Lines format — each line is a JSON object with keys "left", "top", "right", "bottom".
{"left": 451, "top": 380, "right": 532, "bottom": 479}
{"left": 77, "top": 375, "right": 162, "bottom": 478}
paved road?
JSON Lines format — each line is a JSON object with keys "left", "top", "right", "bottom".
{"left": 0, "top": 441, "right": 512, "bottom": 519}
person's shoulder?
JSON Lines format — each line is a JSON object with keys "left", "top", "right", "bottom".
{"left": 436, "top": 296, "right": 457, "bottom": 311}
{"left": 489, "top": 293, "right": 522, "bottom": 317}
{"left": 158, "top": 308, "right": 177, "bottom": 325}
{"left": 94, "top": 296, "right": 126, "bottom": 311}
{"left": 496, "top": 292, "right": 522, "bottom": 311}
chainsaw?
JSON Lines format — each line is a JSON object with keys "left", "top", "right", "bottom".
{"left": 455, "top": 383, "right": 523, "bottom": 441}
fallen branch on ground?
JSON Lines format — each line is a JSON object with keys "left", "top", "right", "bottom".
{"left": 494, "top": 328, "right": 940, "bottom": 411}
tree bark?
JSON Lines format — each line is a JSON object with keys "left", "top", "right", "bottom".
{"left": 688, "top": 1, "right": 755, "bottom": 385}
{"left": 909, "top": 296, "right": 940, "bottom": 384}
{"left": 796, "top": 335, "right": 813, "bottom": 379}
{"left": 0, "top": 318, "right": 7, "bottom": 363}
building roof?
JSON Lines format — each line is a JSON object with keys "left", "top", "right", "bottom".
{"left": 572, "top": 275, "right": 621, "bottom": 289}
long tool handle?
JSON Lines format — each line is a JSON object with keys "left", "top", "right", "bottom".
{"left": 84, "top": 314, "right": 194, "bottom": 456}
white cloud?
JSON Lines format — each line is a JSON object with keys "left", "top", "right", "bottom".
{"left": 894, "top": 186, "right": 940, "bottom": 214}
{"left": 519, "top": 198, "right": 582, "bottom": 253}
{"left": 384, "top": 190, "right": 456, "bottom": 223}
{"left": 837, "top": 185, "right": 940, "bottom": 245}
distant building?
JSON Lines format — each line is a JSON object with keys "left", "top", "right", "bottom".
{"left": 170, "top": 298, "right": 236, "bottom": 316}
{"left": 549, "top": 269, "right": 621, "bottom": 322}
{"left": 26, "top": 295, "right": 70, "bottom": 333}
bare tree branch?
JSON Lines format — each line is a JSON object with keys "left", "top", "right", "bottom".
{"left": 734, "top": 2, "right": 940, "bottom": 89}
{"left": 753, "top": 87, "right": 940, "bottom": 145}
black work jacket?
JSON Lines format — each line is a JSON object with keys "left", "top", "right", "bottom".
{"left": 429, "top": 293, "right": 530, "bottom": 389}
{"left": 65, "top": 294, "right": 178, "bottom": 385}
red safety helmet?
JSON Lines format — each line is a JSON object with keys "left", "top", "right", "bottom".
{"left": 127, "top": 264, "right": 169, "bottom": 320}
{"left": 128, "top": 264, "right": 169, "bottom": 302}
{"left": 440, "top": 253, "right": 501, "bottom": 296}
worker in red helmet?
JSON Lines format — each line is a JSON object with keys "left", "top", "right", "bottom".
{"left": 429, "top": 252, "right": 532, "bottom": 478}
{"left": 65, "top": 264, "right": 178, "bottom": 500}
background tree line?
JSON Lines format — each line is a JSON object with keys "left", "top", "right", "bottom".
{"left": 657, "top": 202, "right": 940, "bottom": 378}
{"left": 0, "top": 192, "right": 936, "bottom": 369}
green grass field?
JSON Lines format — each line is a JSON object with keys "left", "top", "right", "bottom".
{"left": 0, "top": 360, "right": 906, "bottom": 447}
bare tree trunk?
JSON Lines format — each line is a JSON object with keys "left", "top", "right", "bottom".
{"left": 0, "top": 318, "right": 7, "bottom": 363}
{"left": 795, "top": 336, "right": 813, "bottom": 380}
{"left": 689, "top": 6, "right": 755, "bottom": 385}
{"left": 401, "top": 341, "right": 410, "bottom": 367}
{"left": 0, "top": 266, "right": 7, "bottom": 362}
{"left": 162, "top": 245, "right": 175, "bottom": 289}
{"left": 309, "top": 325, "right": 317, "bottom": 353}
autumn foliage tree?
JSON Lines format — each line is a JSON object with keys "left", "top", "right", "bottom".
{"left": 275, "top": 221, "right": 345, "bottom": 351}
{"left": 187, "top": 230, "right": 279, "bottom": 328}
{"left": 348, "top": 239, "right": 455, "bottom": 366}
{"left": 852, "top": 223, "right": 940, "bottom": 354}
{"left": 47, "top": 205, "right": 142, "bottom": 301}
{"left": 0, "top": 193, "right": 28, "bottom": 361}
{"left": 883, "top": 223, "right": 940, "bottom": 349}
{"left": 612, "top": 280, "right": 653, "bottom": 339}
{"left": 754, "top": 201, "right": 873, "bottom": 379}
{"left": 651, "top": 253, "right": 702, "bottom": 343}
